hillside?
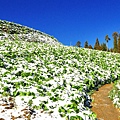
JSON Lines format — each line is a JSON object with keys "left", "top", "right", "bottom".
{"left": 0, "top": 21, "right": 120, "bottom": 120}
{"left": 0, "top": 20, "right": 60, "bottom": 45}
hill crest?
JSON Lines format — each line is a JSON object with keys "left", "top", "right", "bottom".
{"left": 0, "top": 20, "right": 60, "bottom": 45}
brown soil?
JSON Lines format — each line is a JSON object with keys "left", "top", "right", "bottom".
{"left": 91, "top": 84, "right": 120, "bottom": 120}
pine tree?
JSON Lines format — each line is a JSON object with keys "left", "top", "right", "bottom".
{"left": 118, "top": 34, "right": 120, "bottom": 53}
{"left": 88, "top": 45, "right": 93, "bottom": 49}
{"left": 84, "top": 41, "right": 88, "bottom": 48}
{"left": 94, "top": 38, "right": 101, "bottom": 50}
{"left": 109, "top": 48, "right": 113, "bottom": 52}
{"left": 112, "top": 32, "right": 118, "bottom": 52}
{"left": 75, "top": 41, "right": 81, "bottom": 47}
{"left": 101, "top": 43, "right": 107, "bottom": 51}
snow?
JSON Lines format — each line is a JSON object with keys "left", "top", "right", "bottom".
{"left": 0, "top": 37, "right": 120, "bottom": 120}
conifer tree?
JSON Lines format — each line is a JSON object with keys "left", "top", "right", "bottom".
{"left": 94, "top": 38, "right": 101, "bottom": 50}
{"left": 101, "top": 43, "right": 107, "bottom": 51}
{"left": 118, "top": 34, "right": 120, "bottom": 53}
{"left": 75, "top": 41, "right": 81, "bottom": 47}
{"left": 112, "top": 32, "right": 118, "bottom": 52}
{"left": 109, "top": 48, "right": 113, "bottom": 52}
{"left": 88, "top": 45, "right": 93, "bottom": 49}
{"left": 84, "top": 41, "right": 88, "bottom": 48}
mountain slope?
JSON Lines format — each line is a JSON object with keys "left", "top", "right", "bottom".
{"left": 0, "top": 21, "right": 120, "bottom": 120}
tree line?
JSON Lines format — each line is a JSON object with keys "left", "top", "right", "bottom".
{"left": 75, "top": 32, "right": 120, "bottom": 53}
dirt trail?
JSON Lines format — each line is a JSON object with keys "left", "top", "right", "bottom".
{"left": 91, "top": 84, "right": 120, "bottom": 120}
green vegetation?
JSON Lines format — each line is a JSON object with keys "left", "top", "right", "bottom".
{"left": 109, "top": 80, "right": 120, "bottom": 108}
{"left": 0, "top": 20, "right": 120, "bottom": 119}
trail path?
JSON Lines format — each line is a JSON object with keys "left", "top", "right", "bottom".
{"left": 91, "top": 84, "right": 120, "bottom": 120}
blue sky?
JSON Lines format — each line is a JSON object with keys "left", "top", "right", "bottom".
{"left": 1, "top": 0, "right": 120, "bottom": 48}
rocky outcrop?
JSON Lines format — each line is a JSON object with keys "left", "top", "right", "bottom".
{"left": 0, "top": 20, "right": 60, "bottom": 45}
